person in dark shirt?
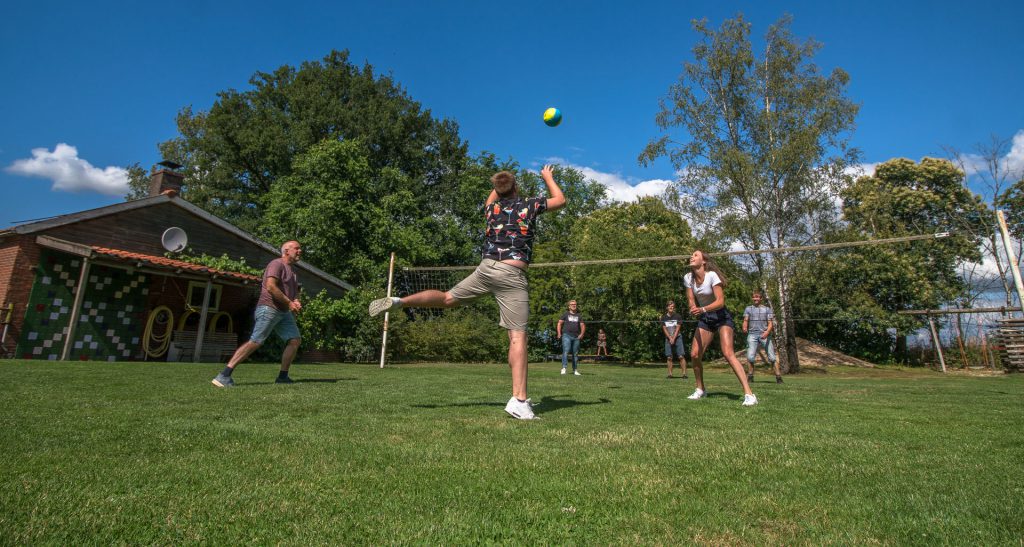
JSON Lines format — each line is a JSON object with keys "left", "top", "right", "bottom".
{"left": 213, "top": 240, "right": 303, "bottom": 387}
{"left": 661, "top": 300, "right": 687, "bottom": 378}
{"left": 369, "top": 166, "right": 566, "bottom": 420}
{"left": 557, "top": 300, "right": 586, "bottom": 376}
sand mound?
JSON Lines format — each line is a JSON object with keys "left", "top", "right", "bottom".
{"left": 795, "top": 338, "right": 875, "bottom": 368}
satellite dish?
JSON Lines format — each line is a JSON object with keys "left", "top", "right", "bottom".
{"left": 161, "top": 227, "right": 188, "bottom": 253}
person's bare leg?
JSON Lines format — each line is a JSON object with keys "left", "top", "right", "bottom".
{"left": 399, "top": 290, "right": 459, "bottom": 308}
{"left": 690, "top": 329, "right": 714, "bottom": 391}
{"left": 666, "top": 357, "right": 674, "bottom": 377}
{"left": 226, "top": 341, "right": 261, "bottom": 370}
{"left": 720, "top": 327, "right": 753, "bottom": 395}
{"left": 280, "top": 338, "right": 301, "bottom": 373}
{"left": 508, "top": 330, "right": 528, "bottom": 401}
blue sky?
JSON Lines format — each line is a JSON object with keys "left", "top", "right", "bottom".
{"left": 2, "top": 0, "right": 1022, "bottom": 228}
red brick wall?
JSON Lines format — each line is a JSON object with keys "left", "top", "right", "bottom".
{"left": 0, "top": 236, "right": 42, "bottom": 351}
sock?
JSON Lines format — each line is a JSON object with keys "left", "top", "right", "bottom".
{"left": 221, "top": 367, "right": 233, "bottom": 377}
{"left": 278, "top": 370, "right": 290, "bottom": 379}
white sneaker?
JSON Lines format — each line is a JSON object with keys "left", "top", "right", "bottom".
{"left": 742, "top": 393, "right": 758, "bottom": 406}
{"left": 369, "top": 297, "right": 399, "bottom": 317}
{"left": 560, "top": 368, "right": 567, "bottom": 375}
{"left": 504, "top": 397, "right": 538, "bottom": 420}
{"left": 687, "top": 388, "right": 706, "bottom": 400}
{"left": 573, "top": 370, "right": 581, "bottom": 376}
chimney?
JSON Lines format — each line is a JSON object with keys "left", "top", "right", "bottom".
{"left": 149, "top": 161, "right": 184, "bottom": 197}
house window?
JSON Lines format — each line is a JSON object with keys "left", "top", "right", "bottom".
{"left": 187, "top": 281, "right": 222, "bottom": 311}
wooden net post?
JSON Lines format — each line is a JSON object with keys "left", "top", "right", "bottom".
{"left": 379, "top": 252, "right": 396, "bottom": 369}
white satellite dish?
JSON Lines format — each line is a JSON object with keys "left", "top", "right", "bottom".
{"left": 161, "top": 227, "right": 188, "bottom": 253}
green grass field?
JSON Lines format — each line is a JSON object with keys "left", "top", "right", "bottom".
{"left": 1, "top": 359, "right": 1021, "bottom": 544}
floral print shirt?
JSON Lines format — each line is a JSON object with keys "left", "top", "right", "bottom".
{"left": 483, "top": 196, "right": 548, "bottom": 264}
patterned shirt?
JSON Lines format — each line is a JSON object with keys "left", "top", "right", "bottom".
{"left": 743, "top": 305, "right": 774, "bottom": 335}
{"left": 483, "top": 196, "right": 548, "bottom": 264}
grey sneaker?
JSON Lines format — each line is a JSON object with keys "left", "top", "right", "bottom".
{"left": 504, "top": 397, "right": 538, "bottom": 420}
{"left": 212, "top": 373, "right": 235, "bottom": 388}
{"left": 369, "top": 297, "right": 398, "bottom": 317}
{"left": 275, "top": 375, "right": 293, "bottom": 384}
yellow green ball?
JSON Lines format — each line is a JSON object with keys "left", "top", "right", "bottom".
{"left": 543, "top": 107, "right": 562, "bottom": 127}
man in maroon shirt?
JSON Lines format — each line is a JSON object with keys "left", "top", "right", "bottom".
{"left": 213, "top": 241, "right": 303, "bottom": 387}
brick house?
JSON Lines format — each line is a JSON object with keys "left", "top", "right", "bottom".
{"left": 0, "top": 167, "right": 351, "bottom": 361}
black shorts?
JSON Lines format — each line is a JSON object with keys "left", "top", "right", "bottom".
{"left": 696, "top": 308, "right": 735, "bottom": 332}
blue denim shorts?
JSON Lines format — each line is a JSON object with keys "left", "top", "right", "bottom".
{"left": 664, "top": 336, "right": 685, "bottom": 357}
{"left": 696, "top": 308, "right": 735, "bottom": 332}
{"left": 250, "top": 305, "right": 301, "bottom": 344}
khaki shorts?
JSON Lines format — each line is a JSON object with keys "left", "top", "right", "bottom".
{"left": 448, "top": 259, "right": 529, "bottom": 331}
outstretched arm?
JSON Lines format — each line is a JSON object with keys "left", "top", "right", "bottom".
{"left": 541, "top": 165, "right": 566, "bottom": 212}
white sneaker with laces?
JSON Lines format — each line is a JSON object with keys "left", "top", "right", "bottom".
{"left": 369, "top": 297, "right": 399, "bottom": 317}
{"left": 573, "top": 370, "right": 581, "bottom": 376}
{"left": 560, "top": 368, "right": 567, "bottom": 375}
{"left": 504, "top": 397, "right": 538, "bottom": 420}
{"left": 742, "top": 393, "right": 759, "bottom": 406}
{"left": 687, "top": 388, "right": 706, "bottom": 400}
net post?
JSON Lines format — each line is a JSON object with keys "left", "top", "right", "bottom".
{"left": 379, "top": 252, "right": 396, "bottom": 369}
{"left": 927, "top": 312, "right": 947, "bottom": 373}
{"left": 996, "top": 210, "right": 1024, "bottom": 317}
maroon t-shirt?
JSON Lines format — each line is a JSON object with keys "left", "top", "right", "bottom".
{"left": 257, "top": 258, "right": 299, "bottom": 311}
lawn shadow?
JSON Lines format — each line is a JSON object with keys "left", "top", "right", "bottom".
{"left": 534, "top": 395, "right": 612, "bottom": 414}
{"left": 411, "top": 394, "right": 612, "bottom": 414}
{"left": 705, "top": 391, "right": 742, "bottom": 401}
{"left": 240, "top": 378, "right": 357, "bottom": 386}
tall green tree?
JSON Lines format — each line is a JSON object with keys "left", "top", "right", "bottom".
{"left": 640, "top": 14, "right": 859, "bottom": 372}
{"left": 794, "top": 158, "right": 984, "bottom": 362}
{"left": 260, "top": 139, "right": 471, "bottom": 286}
{"left": 149, "top": 50, "right": 471, "bottom": 239}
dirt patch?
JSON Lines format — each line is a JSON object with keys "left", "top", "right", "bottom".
{"left": 795, "top": 338, "right": 875, "bottom": 368}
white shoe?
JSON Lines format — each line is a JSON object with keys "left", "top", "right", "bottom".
{"left": 369, "top": 297, "right": 398, "bottom": 317}
{"left": 560, "top": 368, "right": 567, "bottom": 375}
{"left": 504, "top": 397, "right": 538, "bottom": 420}
{"left": 573, "top": 370, "right": 581, "bottom": 376}
{"left": 742, "top": 393, "right": 758, "bottom": 406}
{"left": 687, "top": 388, "right": 706, "bottom": 400}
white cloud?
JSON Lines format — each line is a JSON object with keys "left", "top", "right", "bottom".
{"left": 6, "top": 143, "right": 129, "bottom": 196}
{"left": 844, "top": 162, "right": 880, "bottom": 178}
{"left": 545, "top": 158, "right": 673, "bottom": 202}
{"left": 1004, "top": 129, "right": 1024, "bottom": 176}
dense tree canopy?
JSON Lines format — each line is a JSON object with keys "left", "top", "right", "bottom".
{"left": 792, "top": 157, "right": 984, "bottom": 362}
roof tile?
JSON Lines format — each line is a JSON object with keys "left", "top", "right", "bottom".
{"left": 91, "top": 246, "right": 261, "bottom": 283}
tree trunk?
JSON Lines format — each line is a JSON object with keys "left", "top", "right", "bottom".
{"left": 774, "top": 261, "right": 800, "bottom": 374}
{"left": 895, "top": 335, "right": 908, "bottom": 364}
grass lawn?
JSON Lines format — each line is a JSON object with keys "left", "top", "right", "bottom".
{"left": 1, "top": 359, "right": 1022, "bottom": 544}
